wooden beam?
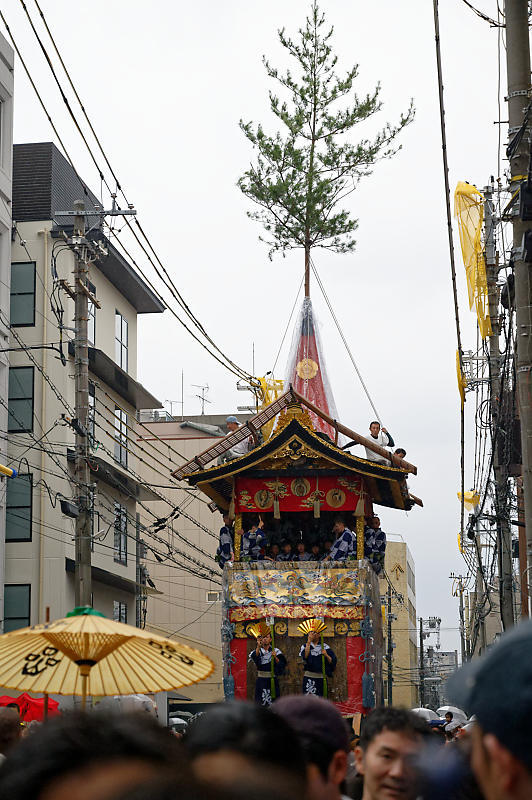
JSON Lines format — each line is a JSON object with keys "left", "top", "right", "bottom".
{"left": 290, "top": 387, "right": 417, "bottom": 476}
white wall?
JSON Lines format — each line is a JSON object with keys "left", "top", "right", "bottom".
{"left": 0, "top": 33, "right": 13, "bottom": 631}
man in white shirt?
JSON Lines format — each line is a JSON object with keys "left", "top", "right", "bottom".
{"left": 364, "top": 421, "right": 394, "bottom": 465}
{"left": 218, "top": 415, "right": 253, "bottom": 463}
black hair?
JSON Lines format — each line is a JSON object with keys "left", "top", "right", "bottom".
{"left": 359, "top": 707, "right": 430, "bottom": 751}
{"left": 445, "top": 711, "right": 454, "bottom": 720}
{"left": 369, "top": 421, "right": 380, "bottom": 428}
{"left": 183, "top": 702, "right": 305, "bottom": 780}
{"left": 0, "top": 709, "right": 20, "bottom": 755}
{"left": 395, "top": 448, "right": 406, "bottom": 457}
{"left": 0, "top": 711, "right": 188, "bottom": 796}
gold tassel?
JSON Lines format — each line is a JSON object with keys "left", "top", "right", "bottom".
{"left": 274, "top": 497, "right": 280, "bottom": 520}
{"left": 229, "top": 497, "right": 235, "bottom": 518}
{"left": 313, "top": 496, "right": 320, "bottom": 519}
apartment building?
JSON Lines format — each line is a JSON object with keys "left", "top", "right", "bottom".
{"left": 135, "top": 412, "right": 251, "bottom": 703}
{"left": 0, "top": 34, "right": 13, "bottom": 629}
{"left": 4, "top": 142, "right": 164, "bottom": 630}
{"left": 381, "top": 538, "right": 418, "bottom": 708}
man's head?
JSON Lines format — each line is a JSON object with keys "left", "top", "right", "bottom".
{"left": 369, "top": 516, "right": 381, "bottom": 530}
{"left": 444, "top": 712, "right": 453, "bottom": 724}
{"left": 354, "top": 707, "right": 428, "bottom": 800}
{"left": 281, "top": 540, "right": 292, "bottom": 554}
{"left": 307, "top": 630, "right": 320, "bottom": 645}
{"left": 270, "top": 543, "right": 280, "bottom": 556}
{"left": 183, "top": 701, "right": 306, "bottom": 796}
{"left": 394, "top": 448, "right": 406, "bottom": 458}
{"left": 369, "top": 421, "right": 380, "bottom": 437}
{"left": 297, "top": 542, "right": 306, "bottom": 553}
{"left": 222, "top": 513, "right": 232, "bottom": 527}
{"left": 226, "top": 416, "right": 240, "bottom": 432}
{"left": 0, "top": 707, "right": 21, "bottom": 756}
{"left": 274, "top": 695, "right": 350, "bottom": 800}
{"left": 323, "top": 539, "right": 333, "bottom": 552}
{"left": 258, "top": 633, "right": 271, "bottom": 648}
{"left": 0, "top": 711, "right": 189, "bottom": 800}
{"left": 311, "top": 544, "right": 320, "bottom": 556}
{"left": 447, "top": 619, "right": 532, "bottom": 800}
{"left": 332, "top": 518, "right": 345, "bottom": 536}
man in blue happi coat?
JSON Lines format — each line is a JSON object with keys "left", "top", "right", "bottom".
{"left": 364, "top": 515, "right": 386, "bottom": 574}
{"left": 241, "top": 516, "right": 266, "bottom": 561}
{"left": 299, "top": 628, "right": 337, "bottom": 697}
{"left": 323, "top": 518, "right": 356, "bottom": 562}
{"left": 249, "top": 630, "right": 287, "bottom": 706}
{"left": 216, "top": 513, "right": 234, "bottom": 569}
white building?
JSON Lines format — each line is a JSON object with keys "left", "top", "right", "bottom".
{"left": 0, "top": 34, "right": 14, "bottom": 631}
{"left": 4, "top": 142, "right": 164, "bottom": 629}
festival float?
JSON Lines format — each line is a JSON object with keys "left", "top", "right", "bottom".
{"left": 172, "top": 298, "right": 421, "bottom": 715}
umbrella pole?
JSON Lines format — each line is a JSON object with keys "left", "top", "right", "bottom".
{"left": 79, "top": 665, "right": 90, "bottom": 711}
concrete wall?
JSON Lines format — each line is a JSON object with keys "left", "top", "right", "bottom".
{"left": 380, "top": 539, "right": 418, "bottom": 708}
{"left": 0, "top": 34, "right": 13, "bottom": 631}
{"left": 5, "top": 216, "right": 146, "bottom": 625}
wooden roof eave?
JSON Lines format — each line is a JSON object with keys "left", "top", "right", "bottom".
{"left": 184, "top": 418, "right": 406, "bottom": 482}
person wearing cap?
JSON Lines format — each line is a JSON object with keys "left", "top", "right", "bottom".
{"left": 446, "top": 618, "right": 532, "bottom": 800}
{"left": 299, "top": 629, "right": 337, "bottom": 697}
{"left": 217, "top": 416, "right": 253, "bottom": 464}
{"left": 274, "top": 694, "right": 351, "bottom": 800}
{"left": 248, "top": 631, "right": 287, "bottom": 706}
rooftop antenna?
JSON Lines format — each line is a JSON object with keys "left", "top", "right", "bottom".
{"left": 192, "top": 383, "right": 212, "bottom": 415}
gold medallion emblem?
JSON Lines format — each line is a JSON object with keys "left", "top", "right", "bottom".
{"left": 296, "top": 358, "right": 318, "bottom": 379}
{"left": 291, "top": 477, "right": 311, "bottom": 497}
{"left": 254, "top": 489, "right": 274, "bottom": 509}
{"left": 326, "top": 488, "right": 346, "bottom": 508}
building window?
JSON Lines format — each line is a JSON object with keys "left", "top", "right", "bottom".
{"left": 114, "top": 504, "right": 127, "bottom": 565}
{"left": 407, "top": 563, "right": 416, "bottom": 593}
{"left": 114, "top": 406, "right": 128, "bottom": 468}
{"left": 8, "top": 366, "right": 34, "bottom": 432}
{"left": 115, "top": 311, "right": 128, "bottom": 371}
{"left": 87, "top": 281, "right": 96, "bottom": 346}
{"left": 206, "top": 591, "right": 222, "bottom": 602}
{"left": 10, "top": 262, "right": 36, "bottom": 327}
{"left": 113, "top": 600, "right": 127, "bottom": 624}
{"left": 4, "top": 584, "right": 31, "bottom": 632}
{"left": 88, "top": 382, "right": 96, "bottom": 441}
{"left": 6, "top": 473, "right": 32, "bottom": 541}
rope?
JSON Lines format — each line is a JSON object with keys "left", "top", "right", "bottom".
{"left": 309, "top": 258, "right": 382, "bottom": 422}
{"left": 433, "top": 0, "right": 465, "bottom": 540}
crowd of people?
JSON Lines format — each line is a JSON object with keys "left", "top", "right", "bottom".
{"left": 0, "top": 617, "right": 530, "bottom": 799}
{"left": 217, "top": 514, "right": 386, "bottom": 573}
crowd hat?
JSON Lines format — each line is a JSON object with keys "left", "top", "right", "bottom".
{"left": 226, "top": 415, "right": 238, "bottom": 424}
{"left": 446, "top": 618, "right": 532, "bottom": 769}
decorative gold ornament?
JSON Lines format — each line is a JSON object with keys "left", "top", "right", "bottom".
{"left": 274, "top": 620, "right": 288, "bottom": 636}
{"left": 291, "top": 477, "right": 311, "bottom": 497}
{"left": 297, "top": 618, "right": 328, "bottom": 636}
{"left": 326, "top": 488, "right": 346, "bottom": 508}
{"left": 254, "top": 489, "right": 274, "bottom": 509}
{"left": 296, "top": 358, "right": 319, "bottom": 379}
{"left": 247, "top": 621, "right": 270, "bottom": 639}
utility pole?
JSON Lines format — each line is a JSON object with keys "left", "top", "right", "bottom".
{"left": 450, "top": 573, "right": 468, "bottom": 662}
{"left": 504, "top": 0, "right": 532, "bottom": 593}
{"left": 419, "top": 617, "right": 425, "bottom": 707}
{"left": 484, "top": 185, "right": 514, "bottom": 630}
{"left": 387, "top": 584, "right": 393, "bottom": 705}
{"left": 72, "top": 201, "right": 92, "bottom": 607}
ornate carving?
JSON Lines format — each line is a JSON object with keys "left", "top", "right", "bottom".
{"left": 274, "top": 620, "right": 288, "bottom": 636}
{"left": 272, "top": 437, "right": 320, "bottom": 461}
{"left": 234, "top": 623, "right": 246, "bottom": 638}
{"left": 273, "top": 404, "right": 315, "bottom": 434}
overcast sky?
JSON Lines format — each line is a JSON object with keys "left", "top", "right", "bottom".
{"left": 3, "top": 0, "right": 509, "bottom": 653}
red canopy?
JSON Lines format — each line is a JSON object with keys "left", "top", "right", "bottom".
{"left": 287, "top": 298, "right": 338, "bottom": 440}
{"left": 0, "top": 692, "right": 60, "bottom": 721}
